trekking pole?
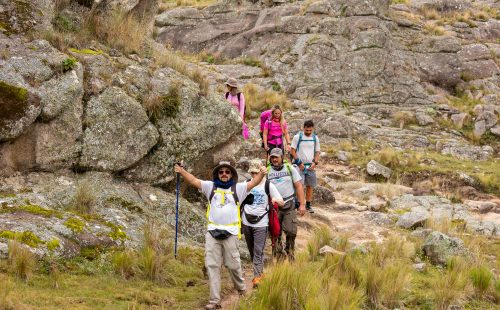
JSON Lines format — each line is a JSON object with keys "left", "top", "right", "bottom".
{"left": 174, "top": 167, "right": 181, "bottom": 259}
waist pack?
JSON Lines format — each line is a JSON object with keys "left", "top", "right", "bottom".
{"left": 209, "top": 229, "right": 232, "bottom": 240}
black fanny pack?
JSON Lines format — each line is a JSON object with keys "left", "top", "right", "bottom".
{"left": 244, "top": 212, "right": 268, "bottom": 224}
{"left": 209, "top": 229, "right": 232, "bottom": 240}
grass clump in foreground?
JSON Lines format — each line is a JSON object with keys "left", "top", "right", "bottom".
{"left": 0, "top": 223, "right": 208, "bottom": 309}
{"left": 238, "top": 228, "right": 500, "bottom": 310}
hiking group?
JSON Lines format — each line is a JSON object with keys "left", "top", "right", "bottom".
{"left": 174, "top": 77, "right": 321, "bottom": 310}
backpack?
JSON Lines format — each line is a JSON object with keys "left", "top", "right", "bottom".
{"left": 295, "top": 131, "right": 318, "bottom": 154}
{"left": 225, "top": 92, "right": 245, "bottom": 118}
{"left": 241, "top": 179, "right": 281, "bottom": 247}
{"left": 240, "top": 180, "right": 275, "bottom": 224}
{"left": 208, "top": 184, "right": 241, "bottom": 239}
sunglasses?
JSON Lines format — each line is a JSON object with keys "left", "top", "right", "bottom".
{"left": 218, "top": 170, "right": 232, "bottom": 175}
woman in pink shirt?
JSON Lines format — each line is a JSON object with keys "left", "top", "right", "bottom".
{"left": 263, "top": 105, "right": 291, "bottom": 154}
{"left": 225, "top": 78, "right": 248, "bottom": 139}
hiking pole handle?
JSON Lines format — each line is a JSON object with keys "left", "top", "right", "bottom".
{"left": 174, "top": 171, "right": 180, "bottom": 259}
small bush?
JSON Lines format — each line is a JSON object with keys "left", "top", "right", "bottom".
{"left": 8, "top": 241, "right": 36, "bottom": 282}
{"left": 470, "top": 265, "right": 493, "bottom": 297}
{"left": 62, "top": 57, "right": 77, "bottom": 72}
{"left": 144, "top": 82, "right": 182, "bottom": 122}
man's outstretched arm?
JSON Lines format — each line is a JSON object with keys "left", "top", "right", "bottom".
{"left": 174, "top": 164, "right": 202, "bottom": 190}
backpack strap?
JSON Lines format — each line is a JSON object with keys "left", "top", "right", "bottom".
{"left": 209, "top": 183, "right": 216, "bottom": 202}
{"left": 296, "top": 131, "right": 304, "bottom": 153}
{"left": 295, "top": 132, "right": 318, "bottom": 156}
{"left": 231, "top": 183, "right": 239, "bottom": 205}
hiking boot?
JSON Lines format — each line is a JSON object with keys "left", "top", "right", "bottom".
{"left": 205, "top": 303, "right": 221, "bottom": 310}
{"left": 252, "top": 275, "right": 264, "bottom": 288}
{"left": 306, "top": 205, "right": 315, "bottom": 213}
{"left": 238, "top": 289, "right": 246, "bottom": 296}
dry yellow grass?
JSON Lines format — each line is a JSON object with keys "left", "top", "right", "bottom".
{"left": 423, "top": 22, "right": 446, "bottom": 36}
{"left": 242, "top": 83, "right": 289, "bottom": 116}
{"left": 159, "top": 0, "right": 217, "bottom": 12}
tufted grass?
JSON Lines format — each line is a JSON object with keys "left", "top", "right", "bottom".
{"left": 470, "top": 265, "right": 494, "bottom": 298}
{"left": 0, "top": 225, "right": 208, "bottom": 309}
{"left": 8, "top": 241, "right": 37, "bottom": 283}
{"left": 306, "top": 225, "right": 333, "bottom": 261}
{"left": 69, "top": 181, "right": 96, "bottom": 214}
{"left": 242, "top": 83, "right": 290, "bottom": 116}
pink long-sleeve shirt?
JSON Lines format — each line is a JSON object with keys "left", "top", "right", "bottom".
{"left": 226, "top": 92, "right": 245, "bottom": 120}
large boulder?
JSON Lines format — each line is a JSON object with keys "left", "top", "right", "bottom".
{"left": 422, "top": 231, "right": 469, "bottom": 265}
{"left": 124, "top": 68, "right": 242, "bottom": 183}
{"left": 79, "top": 87, "right": 159, "bottom": 171}
{"left": 0, "top": 171, "right": 207, "bottom": 258}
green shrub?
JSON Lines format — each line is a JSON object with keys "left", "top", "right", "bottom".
{"left": 62, "top": 57, "right": 77, "bottom": 72}
{"left": 144, "top": 82, "right": 182, "bottom": 122}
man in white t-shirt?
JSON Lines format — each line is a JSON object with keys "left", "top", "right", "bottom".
{"left": 174, "top": 161, "right": 266, "bottom": 310}
{"left": 267, "top": 148, "right": 305, "bottom": 261}
{"left": 242, "top": 159, "right": 284, "bottom": 288}
{"left": 291, "top": 119, "right": 321, "bottom": 214}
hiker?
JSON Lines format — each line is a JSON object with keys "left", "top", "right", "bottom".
{"left": 225, "top": 77, "right": 249, "bottom": 140}
{"left": 267, "top": 148, "right": 305, "bottom": 261}
{"left": 242, "top": 159, "right": 284, "bottom": 288}
{"left": 291, "top": 120, "right": 321, "bottom": 214}
{"left": 174, "top": 161, "right": 266, "bottom": 310}
{"left": 262, "top": 105, "right": 291, "bottom": 155}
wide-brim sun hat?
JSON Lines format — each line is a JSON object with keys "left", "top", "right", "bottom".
{"left": 212, "top": 161, "right": 238, "bottom": 182}
{"left": 225, "top": 77, "right": 239, "bottom": 88}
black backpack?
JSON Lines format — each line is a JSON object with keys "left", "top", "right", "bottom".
{"left": 241, "top": 180, "right": 272, "bottom": 224}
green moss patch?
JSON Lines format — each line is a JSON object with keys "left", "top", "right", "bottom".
{"left": 0, "top": 204, "right": 63, "bottom": 219}
{"left": 68, "top": 48, "right": 103, "bottom": 55}
{"left": 0, "top": 230, "right": 43, "bottom": 247}
{"left": 104, "top": 222, "right": 127, "bottom": 241}
{"left": 0, "top": 81, "right": 28, "bottom": 102}
{"left": 64, "top": 217, "right": 85, "bottom": 234}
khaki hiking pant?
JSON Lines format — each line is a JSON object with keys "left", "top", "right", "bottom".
{"left": 205, "top": 232, "right": 246, "bottom": 305}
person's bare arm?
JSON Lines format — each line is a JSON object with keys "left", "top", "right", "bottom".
{"left": 246, "top": 166, "right": 267, "bottom": 191}
{"left": 263, "top": 127, "right": 269, "bottom": 151}
{"left": 294, "top": 181, "right": 306, "bottom": 216}
{"left": 174, "top": 164, "right": 202, "bottom": 190}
